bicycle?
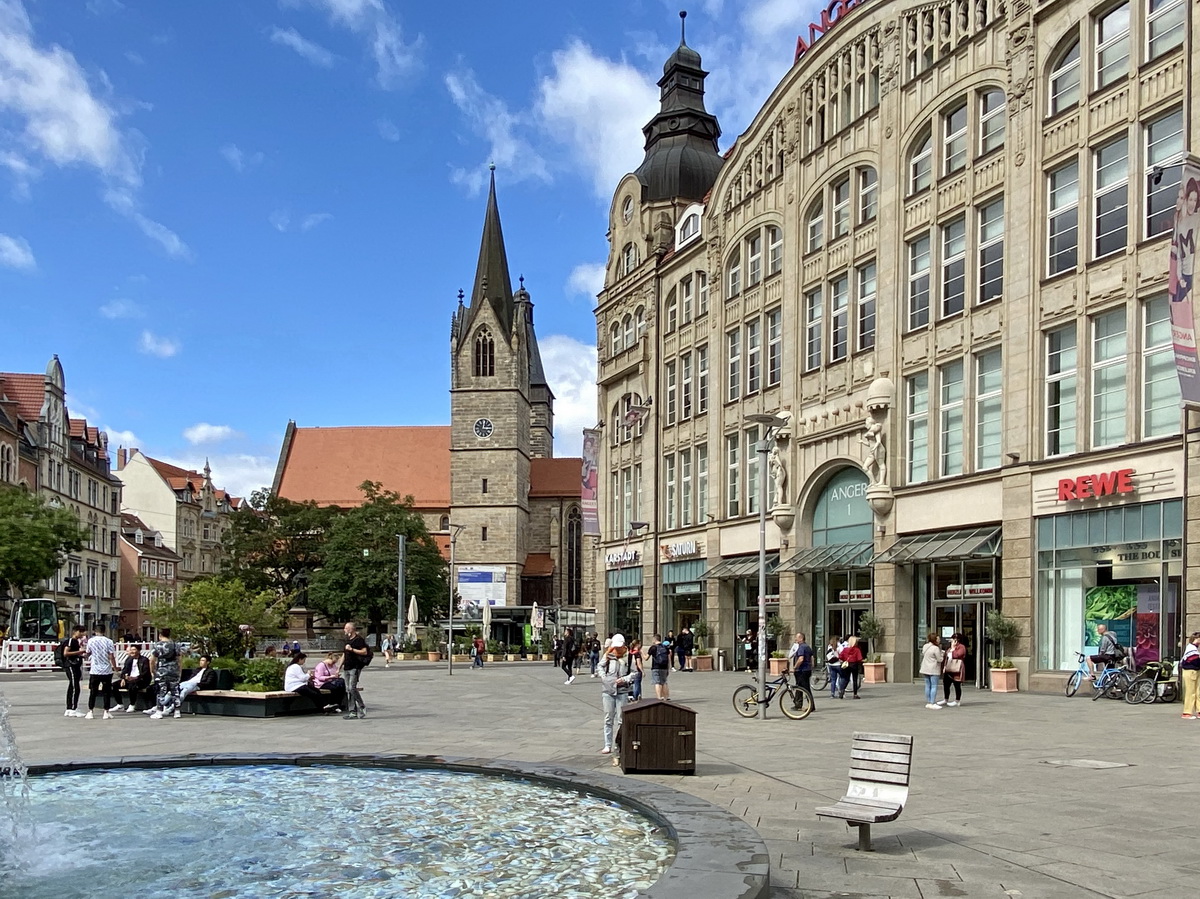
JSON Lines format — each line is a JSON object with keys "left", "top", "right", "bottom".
{"left": 1124, "top": 659, "right": 1179, "bottom": 704}
{"left": 811, "top": 662, "right": 830, "bottom": 692}
{"left": 1064, "top": 651, "right": 1132, "bottom": 700}
{"left": 732, "top": 672, "right": 813, "bottom": 720}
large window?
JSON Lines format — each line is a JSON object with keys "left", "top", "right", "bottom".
{"left": 1095, "top": 3, "right": 1130, "bottom": 89}
{"left": 726, "top": 329, "right": 741, "bottom": 402}
{"left": 832, "top": 177, "right": 851, "bottom": 239}
{"left": 943, "top": 103, "right": 968, "bottom": 175}
{"left": 939, "top": 362, "right": 964, "bottom": 477}
{"left": 727, "top": 250, "right": 742, "bottom": 297}
{"left": 805, "top": 287, "right": 823, "bottom": 370}
{"left": 747, "top": 234, "right": 763, "bottom": 287}
{"left": 696, "top": 445, "right": 708, "bottom": 522}
{"left": 979, "top": 90, "right": 1005, "bottom": 154}
{"left": 806, "top": 199, "right": 824, "bottom": 252}
{"left": 746, "top": 319, "right": 762, "bottom": 394}
{"left": 975, "top": 349, "right": 1003, "bottom": 469}
{"left": 1048, "top": 40, "right": 1081, "bottom": 115}
{"left": 908, "top": 235, "right": 931, "bottom": 329}
{"left": 767, "top": 308, "right": 782, "bottom": 387}
{"left": 830, "top": 276, "right": 849, "bottom": 363}
{"left": 473, "top": 327, "right": 495, "bottom": 377}
{"left": 978, "top": 198, "right": 1004, "bottom": 303}
{"left": 566, "top": 508, "right": 583, "bottom": 604}
{"left": 665, "top": 292, "right": 678, "bottom": 333}
{"left": 1094, "top": 135, "right": 1129, "bottom": 258}
{"left": 1143, "top": 295, "right": 1180, "bottom": 437}
{"left": 1048, "top": 161, "right": 1079, "bottom": 275}
{"left": 1092, "top": 309, "right": 1127, "bottom": 447}
{"left": 1145, "top": 108, "right": 1184, "bottom": 238}
{"left": 665, "top": 361, "right": 678, "bottom": 425}
{"left": 726, "top": 434, "right": 740, "bottom": 518}
{"left": 941, "top": 217, "right": 966, "bottom": 317}
{"left": 680, "top": 449, "right": 693, "bottom": 527}
{"left": 1148, "top": 0, "right": 1185, "bottom": 59}
{"left": 768, "top": 226, "right": 783, "bottom": 276}
{"left": 681, "top": 352, "right": 693, "bottom": 419}
{"left": 665, "top": 454, "right": 677, "bottom": 529}
{"left": 857, "top": 262, "right": 876, "bottom": 351}
{"left": 746, "top": 426, "right": 761, "bottom": 516}
{"left": 697, "top": 346, "right": 709, "bottom": 413}
{"left": 1046, "top": 325, "right": 1078, "bottom": 456}
{"left": 859, "top": 168, "right": 878, "bottom": 223}
{"left": 906, "top": 373, "right": 930, "bottom": 484}
{"left": 910, "top": 131, "right": 933, "bottom": 194}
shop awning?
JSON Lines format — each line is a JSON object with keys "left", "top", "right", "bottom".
{"left": 872, "top": 526, "right": 1002, "bottom": 564}
{"left": 701, "top": 552, "right": 780, "bottom": 579}
{"left": 777, "top": 541, "right": 875, "bottom": 572}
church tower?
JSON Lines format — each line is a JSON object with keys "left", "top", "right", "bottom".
{"left": 450, "top": 169, "right": 551, "bottom": 606}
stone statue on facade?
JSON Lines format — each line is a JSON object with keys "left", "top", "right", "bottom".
{"left": 860, "top": 414, "right": 887, "bottom": 486}
{"left": 768, "top": 444, "right": 787, "bottom": 509}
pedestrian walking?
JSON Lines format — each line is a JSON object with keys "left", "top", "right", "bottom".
{"left": 149, "top": 627, "right": 182, "bottom": 719}
{"left": 472, "top": 635, "right": 485, "bottom": 668}
{"left": 939, "top": 632, "right": 967, "bottom": 706}
{"left": 1181, "top": 632, "right": 1200, "bottom": 719}
{"left": 342, "top": 621, "right": 370, "bottom": 719}
{"left": 598, "top": 634, "right": 633, "bottom": 765}
{"left": 83, "top": 624, "right": 117, "bottom": 719}
{"left": 552, "top": 634, "right": 563, "bottom": 669}
{"left": 825, "top": 637, "right": 841, "bottom": 699}
{"left": 561, "top": 627, "right": 577, "bottom": 684}
{"left": 62, "top": 625, "right": 86, "bottom": 717}
{"left": 649, "top": 634, "right": 672, "bottom": 699}
{"left": 920, "top": 632, "right": 945, "bottom": 709}
{"left": 628, "top": 638, "right": 645, "bottom": 701}
{"left": 383, "top": 634, "right": 396, "bottom": 668}
{"left": 837, "top": 635, "right": 863, "bottom": 699}
{"left": 789, "top": 632, "right": 815, "bottom": 710}
{"left": 587, "top": 633, "right": 602, "bottom": 677}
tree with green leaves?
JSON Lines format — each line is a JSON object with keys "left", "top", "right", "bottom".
{"left": 220, "top": 489, "right": 337, "bottom": 597}
{"left": 0, "top": 486, "right": 88, "bottom": 599}
{"left": 145, "top": 578, "right": 285, "bottom": 658}
{"left": 307, "top": 481, "right": 446, "bottom": 641}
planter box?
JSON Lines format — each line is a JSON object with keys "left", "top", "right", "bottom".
{"left": 425, "top": 652, "right": 440, "bottom": 662}
{"left": 862, "top": 662, "right": 887, "bottom": 684}
{"left": 768, "top": 657, "right": 789, "bottom": 675}
{"left": 692, "top": 654, "right": 714, "bottom": 672}
{"left": 505, "top": 654, "right": 518, "bottom": 662}
{"left": 990, "top": 667, "right": 1019, "bottom": 692}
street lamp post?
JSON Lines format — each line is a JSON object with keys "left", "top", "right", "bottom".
{"left": 745, "top": 413, "right": 788, "bottom": 720}
{"left": 447, "top": 524, "right": 465, "bottom": 676}
{"left": 396, "top": 534, "right": 406, "bottom": 637}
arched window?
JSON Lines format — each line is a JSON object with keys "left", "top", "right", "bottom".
{"left": 0, "top": 444, "right": 12, "bottom": 483}
{"left": 980, "top": 89, "right": 1006, "bottom": 154}
{"left": 909, "top": 129, "right": 933, "bottom": 194}
{"left": 610, "top": 322, "right": 622, "bottom": 356}
{"left": 767, "top": 227, "right": 783, "bottom": 276}
{"left": 680, "top": 213, "right": 700, "bottom": 241}
{"left": 621, "top": 243, "right": 638, "bottom": 276}
{"left": 440, "top": 515, "right": 450, "bottom": 531}
{"left": 623, "top": 314, "right": 634, "bottom": 348}
{"left": 806, "top": 198, "right": 824, "bottom": 252}
{"left": 1048, "top": 38, "right": 1080, "bottom": 115}
{"left": 473, "top": 326, "right": 495, "bottom": 377}
{"left": 727, "top": 249, "right": 742, "bottom": 297}
{"left": 665, "top": 290, "right": 678, "bottom": 332}
{"left": 859, "top": 167, "right": 878, "bottom": 222}
{"left": 634, "top": 306, "right": 646, "bottom": 338}
{"left": 566, "top": 507, "right": 583, "bottom": 605}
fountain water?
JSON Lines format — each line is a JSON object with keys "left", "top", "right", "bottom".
{"left": 0, "top": 689, "right": 32, "bottom": 871}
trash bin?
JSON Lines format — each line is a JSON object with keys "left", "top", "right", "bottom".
{"left": 618, "top": 699, "right": 696, "bottom": 775}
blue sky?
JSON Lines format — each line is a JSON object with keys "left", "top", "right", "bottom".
{"left": 0, "top": 0, "right": 821, "bottom": 497}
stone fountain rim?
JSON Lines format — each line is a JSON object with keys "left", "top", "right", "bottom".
{"left": 24, "top": 752, "right": 770, "bottom": 899}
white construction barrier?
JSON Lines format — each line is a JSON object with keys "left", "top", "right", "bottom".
{"left": 0, "top": 641, "right": 153, "bottom": 672}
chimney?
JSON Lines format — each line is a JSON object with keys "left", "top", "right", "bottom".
{"left": 116, "top": 447, "right": 127, "bottom": 470}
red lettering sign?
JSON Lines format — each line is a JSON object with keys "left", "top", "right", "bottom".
{"left": 1057, "top": 469, "right": 1136, "bottom": 502}
{"left": 794, "top": 0, "right": 871, "bottom": 62}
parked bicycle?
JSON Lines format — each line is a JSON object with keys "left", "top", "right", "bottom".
{"left": 732, "top": 672, "right": 813, "bottom": 720}
{"left": 1064, "top": 650, "right": 1132, "bottom": 700}
{"left": 811, "top": 662, "right": 830, "bottom": 692}
{"left": 1124, "top": 659, "right": 1178, "bottom": 704}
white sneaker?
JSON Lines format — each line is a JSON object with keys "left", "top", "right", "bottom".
{"left": 143, "top": 708, "right": 155, "bottom": 714}
{"left": 84, "top": 711, "right": 94, "bottom": 719}
{"left": 173, "top": 710, "right": 181, "bottom": 718}
{"left": 600, "top": 747, "right": 612, "bottom": 754}
{"left": 125, "top": 705, "right": 137, "bottom": 713}
{"left": 149, "top": 711, "right": 163, "bottom": 720}
{"left": 924, "top": 703, "right": 940, "bottom": 710}
{"left": 102, "top": 711, "right": 114, "bottom": 719}
{"left": 935, "top": 699, "right": 947, "bottom": 706}
{"left": 64, "top": 709, "right": 72, "bottom": 717}
{"left": 947, "top": 701, "right": 959, "bottom": 707}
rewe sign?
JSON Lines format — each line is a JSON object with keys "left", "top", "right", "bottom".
{"left": 794, "top": 0, "right": 874, "bottom": 62}
{"left": 1056, "top": 469, "right": 1135, "bottom": 502}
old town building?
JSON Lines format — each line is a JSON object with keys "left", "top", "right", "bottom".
{"left": 596, "top": 0, "right": 1197, "bottom": 690}
{"left": 117, "top": 513, "right": 182, "bottom": 639}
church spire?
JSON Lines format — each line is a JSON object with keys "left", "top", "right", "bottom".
{"left": 461, "top": 164, "right": 516, "bottom": 343}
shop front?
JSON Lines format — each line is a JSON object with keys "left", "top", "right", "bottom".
{"left": 605, "top": 549, "right": 643, "bottom": 641}
{"left": 702, "top": 553, "right": 779, "bottom": 670}
{"left": 660, "top": 539, "right": 706, "bottom": 635}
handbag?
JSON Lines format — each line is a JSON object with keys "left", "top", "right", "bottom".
{"left": 944, "top": 657, "right": 963, "bottom": 675}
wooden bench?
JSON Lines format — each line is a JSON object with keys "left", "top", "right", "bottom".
{"left": 182, "top": 689, "right": 336, "bottom": 719}
{"left": 815, "top": 731, "right": 914, "bottom": 851}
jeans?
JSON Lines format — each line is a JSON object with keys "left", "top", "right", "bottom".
{"left": 630, "top": 670, "right": 643, "bottom": 701}
{"left": 602, "top": 691, "right": 628, "bottom": 751}
{"left": 561, "top": 656, "right": 574, "bottom": 680}
{"left": 830, "top": 664, "right": 840, "bottom": 697}
{"left": 472, "top": 652, "right": 483, "bottom": 668}
{"left": 589, "top": 651, "right": 599, "bottom": 675}
{"left": 344, "top": 667, "right": 365, "bottom": 715}
{"left": 676, "top": 648, "right": 687, "bottom": 670}
{"left": 64, "top": 664, "right": 82, "bottom": 710}
{"left": 87, "top": 673, "right": 113, "bottom": 711}
{"left": 923, "top": 673, "right": 939, "bottom": 704}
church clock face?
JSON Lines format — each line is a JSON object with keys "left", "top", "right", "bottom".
{"left": 473, "top": 418, "right": 494, "bottom": 439}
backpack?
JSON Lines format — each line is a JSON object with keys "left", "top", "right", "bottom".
{"left": 1110, "top": 640, "right": 1127, "bottom": 661}
{"left": 651, "top": 643, "right": 671, "bottom": 668}
{"left": 53, "top": 639, "right": 68, "bottom": 669}
{"left": 361, "top": 643, "right": 374, "bottom": 667}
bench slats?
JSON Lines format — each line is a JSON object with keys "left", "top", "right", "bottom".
{"left": 818, "top": 732, "right": 914, "bottom": 850}
{"left": 851, "top": 747, "right": 913, "bottom": 764}
{"left": 848, "top": 767, "right": 911, "bottom": 785}
{"left": 852, "top": 740, "right": 914, "bottom": 756}
{"left": 816, "top": 801, "right": 903, "bottom": 824}
{"left": 852, "top": 732, "right": 914, "bottom": 746}
{"left": 850, "top": 753, "right": 912, "bottom": 771}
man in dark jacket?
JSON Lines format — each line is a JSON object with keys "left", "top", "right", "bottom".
{"left": 561, "top": 628, "right": 578, "bottom": 684}
{"left": 677, "top": 627, "right": 694, "bottom": 672}
{"left": 341, "top": 621, "right": 369, "bottom": 719}
{"left": 117, "top": 644, "right": 154, "bottom": 712}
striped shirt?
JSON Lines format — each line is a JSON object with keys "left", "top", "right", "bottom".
{"left": 86, "top": 635, "right": 116, "bottom": 674}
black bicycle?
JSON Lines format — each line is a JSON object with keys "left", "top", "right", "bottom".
{"left": 732, "top": 672, "right": 813, "bottom": 720}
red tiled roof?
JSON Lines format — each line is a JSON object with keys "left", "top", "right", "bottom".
{"left": 69, "top": 418, "right": 86, "bottom": 437}
{"left": 0, "top": 373, "right": 45, "bottom": 422}
{"left": 524, "top": 553, "right": 555, "bottom": 577}
{"left": 144, "top": 455, "right": 240, "bottom": 506}
{"left": 529, "top": 457, "right": 582, "bottom": 498}
{"left": 276, "top": 426, "right": 451, "bottom": 509}
{"left": 121, "top": 512, "right": 150, "bottom": 530}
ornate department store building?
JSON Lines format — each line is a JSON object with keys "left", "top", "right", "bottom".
{"left": 595, "top": 0, "right": 1197, "bottom": 690}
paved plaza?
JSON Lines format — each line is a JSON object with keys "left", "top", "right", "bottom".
{"left": 2, "top": 662, "right": 1195, "bottom": 899}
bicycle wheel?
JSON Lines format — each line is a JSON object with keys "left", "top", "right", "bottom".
{"left": 1065, "top": 670, "right": 1083, "bottom": 697}
{"left": 1124, "top": 677, "right": 1154, "bottom": 705}
{"left": 812, "top": 667, "right": 829, "bottom": 691}
{"left": 732, "top": 685, "right": 760, "bottom": 718}
{"left": 1161, "top": 682, "right": 1179, "bottom": 703}
{"left": 1105, "top": 670, "right": 1133, "bottom": 699}
{"left": 1091, "top": 675, "right": 1108, "bottom": 700}
{"left": 779, "top": 685, "right": 813, "bottom": 720}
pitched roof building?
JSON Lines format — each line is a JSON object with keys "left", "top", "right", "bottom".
{"left": 117, "top": 512, "right": 182, "bottom": 639}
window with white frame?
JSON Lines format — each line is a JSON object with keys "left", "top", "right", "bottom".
{"left": 728, "top": 251, "right": 742, "bottom": 297}
{"left": 621, "top": 467, "right": 633, "bottom": 533}
{"left": 941, "top": 216, "right": 966, "bottom": 317}
{"left": 622, "top": 243, "right": 638, "bottom": 276}
{"left": 635, "top": 306, "right": 646, "bottom": 337}
{"left": 978, "top": 198, "right": 1004, "bottom": 304}
{"left": 939, "top": 361, "right": 964, "bottom": 477}
{"left": 726, "top": 434, "right": 740, "bottom": 518}
{"left": 1148, "top": 0, "right": 1185, "bottom": 59}
{"left": 857, "top": 262, "right": 877, "bottom": 351}
{"left": 623, "top": 314, "right": 634, "bottom": 348}
{"left": 1145, "top": 108, "right": 1184, "bottom": 238}
{"left": 680, "top": 212, "right": 700, "bottom": 243}
{"left": 746, "top": 426, "right": 761, "bottom": 515}
{"left": 830, "top": 276, "right": 849, "bottom": 362}
{"left": 1049, "top": 39, "right": 1081, "bottom": 115}
{"left": 906, "top": 373, "right": 930, "bottom": 484}
{"left": 767, "top": 308, "right": 782, "bottom": 386}
{"left": 1046, "top": 325, "right": 1078, "bottom": 456}
{"left": 975, "top": 349, "right": 1003, "bottom": 469}
{"left": 910, "top": 131, "right": 932, "bottom": 193}
{"left": 634, "top": 464, "right": 643, "bottom": 523}
{"left": 1095, "top": 3, "right": 1131, "bottom": 89}
{"left": 1092, "top": 308, "right": 1127, "bottom": 447}
{"left": 832, "top": 177, "right": 851, "bottom": 239}
{"left": 0, "top": 444, "right": 12, "bottom": 483}
{"left": 680, "top": 449, "right": 693, "bottom": 527}
{"left": 697, "top": 444, "right": 708, "bottom": 520}
{"left": 665, "top": 454, "right": 677, "bottom": 529}
{"left": 859, "top": 167, "right": 878, "bottom": 223}
{"left": 805, "top": 287, "right": 823, "bottom": 371}
{"left": 806, "top": 199, "right": 824, "bottom": 252}
{"left": 726, "top": 329, "right": 741, "bottom": 402}
{"left": 1048, "top": 161, "right": 1080, "bottom": 275}
{"left": 681, "top": 352, "right": 693, "bottom": 419}
{"left": 665, "top": 361, "right": 678, "bottom": 425}
{"left": 697, "top": 345, "right": 709, "bottom": 413}
{"left": 1143, "top": 295, "right": 1180, "bottom": 437}
{"left": 943, "top": 102, "right": 968, "bottom": 175}
{"left": 665, "top": 292, "right": 678, "bottom": 333}
{"left": 980, "top": 90, "right": 1005, "bottom": 154}
{"left": 698, "top": 273, "right": 709, "bottom": 316}
{"left": 747, "top": 234, "right": 762, "bottom": 287}
{"left": 746, "top": 319, "right": 762, "bottom": 394}
{"left": 908, "top": 235, "right": 931, "bottom": 329}
{"left": 681, "top": 276, "right": 694, "bottom": 323}
{"left": 1094, "top": 135, "right": 1129, "bottom": 258}
{"left": 767, "top": 226, "right": 782, "bottom": 276}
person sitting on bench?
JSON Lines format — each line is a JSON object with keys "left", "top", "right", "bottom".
{"left": 116, "top": 645, "right": 154, "bottom": 712}
{"left": 177, "top": 654, "right": 218, "bottom": 704}
{"left": 285, "top": 652, "right": 335, "bottom": 709}
{"left": 312, "top": 652, "right": 346, "bottom": 711}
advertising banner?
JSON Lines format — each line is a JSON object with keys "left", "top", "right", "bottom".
{"left": 581, "top": 428, "right": 600, "bottom": 536}
{"left": 1168, "top": 158, "right": 1200, "bottom": 406}
{"left": 457, "top": 566, "right": 507, "bottom": 608}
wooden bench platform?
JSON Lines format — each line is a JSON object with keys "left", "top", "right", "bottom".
{"left": 815, "top": 731, "right": 913, "bottom": 851}
{"left": 182, "top": 689, "right": 336, "bottom": 718}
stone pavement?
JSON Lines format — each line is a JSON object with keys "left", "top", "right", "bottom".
{"left": 3, "top": 662, "right": 1196, "bottom": 899}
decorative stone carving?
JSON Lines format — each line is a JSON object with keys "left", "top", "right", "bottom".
{"left": 879, "top": 20, "right": 900, "bottom": 98}
{"left": 860, "top": 377, "right": 896, "bottom": 522}
{"left": 768, "top": 445, "right": 787, "bottom": 510}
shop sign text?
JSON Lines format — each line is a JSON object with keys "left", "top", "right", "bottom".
{"left": 660, "top": 539, "right": 702, "bottom": 561}
{"left": 946, "top": 583, "right": 994, "bottom": 599}
{"left": 1056, "top": 468, "right": 1135, "bottom": 502}
{"left": 794, "top": 0, "right": 873, "bottom": 62}
{"left": 606, "top": 548, "right": 639, "bottom": 568}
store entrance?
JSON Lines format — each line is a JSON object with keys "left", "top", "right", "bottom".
{"left": 826, "top": 605, "right": 873, "bottom": 657}
{"left": 931, "top": 602, "right": 989, "bottom": 688}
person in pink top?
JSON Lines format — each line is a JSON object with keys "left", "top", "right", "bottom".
{"left": 312, "top": 652, "right": 346, "bottom": 711}
{"left": 939, "top": 632, "right": 968, "bottom": 707}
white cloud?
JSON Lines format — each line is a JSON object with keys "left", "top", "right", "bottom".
{"left": 376, "top": 117, "right": 399, "bottom": 141}
{"left": 445, "top": 68, "right": 550, "bottom": 195}
{"left": 124, "top": 50, "right": 143, "bottom": 65}
{"left": 183, "top": 422, "right": 237, "bottom": 445}
{"left": 105, "top": 187, "right": 191, "bottom": 258}
{"left": 158, "top": 452, "right": 277, "bottom": 500}
{"left": 269, "top": 25, "right": 335, "bottom": 68}
{"left": 99, "top": 297, "right": 141, "bottom": 318}
{"left": 300, "top": 211, "right": 332, "bottom": 231}
{"left": 0, "top": 232, "right": 34, "bottom": 269}
{"left": 539, "top": 334, "right": 598, "bottom": 458}
{"left": 269, "top": 209, "right": 291, "bottom": 232}
{"left": 566, "top": 262, "right": 604, "bottom": 301}
{"left": 138, "top": 330, "right": 179, "bottom": 358}
{"left": 289, "top": 0, "right": 421, "bottom": 89}
{"left": 104, "top": 427, "right": 138, "bottom": 447}
{"left": 219, "top": 142, "right": 263, "bottom": 172}
{"left": 534, "top": 41, "right": 659, "bottom": 200}
{"left": 270, "top": 209, "right": 331, "bottom": 232}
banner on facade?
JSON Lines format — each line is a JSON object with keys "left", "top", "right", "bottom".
{"left": 581, "top": 428, "right": 600, "bottom": 535}
{"left": 1168, "top": 158, "right": 1200, "bottom": 406}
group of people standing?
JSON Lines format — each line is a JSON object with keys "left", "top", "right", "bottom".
{"left": 919, "top": 632, "right": 968, "bottom": 709}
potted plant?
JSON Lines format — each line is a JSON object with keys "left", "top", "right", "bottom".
{"left": 421, "top": 632, "right": 441, "bottom": 662}
{"left": 692, "top": 620, "right": 714, "bottom": 671}
{"left": 857, "top": 613, "right": 887, "bottom": 683}
{"left": 486, "top": 638, "right": 502, "bottom": 663}
{"left": 768, "top": 650, "right": 790, "bottom": 675}
{"left": 506, "top": 643, "right": 520, "bottom": 662}
{"left": 986, "top": 609, "right": 1021, "bottom": 692}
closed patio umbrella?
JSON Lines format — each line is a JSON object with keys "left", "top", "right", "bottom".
{"left": 481, "top": 599, "right": 492, "bottom": 641}
{"left": 405, "top": 595, "right": 419, "bottom": 642}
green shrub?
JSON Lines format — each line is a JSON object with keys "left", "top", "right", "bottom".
{"left": 239, "top": 657, "right": 285, "bottom": 691}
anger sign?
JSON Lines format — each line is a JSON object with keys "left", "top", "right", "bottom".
{"left": 794, "top": 0, "right": 873, "bottom": 62}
